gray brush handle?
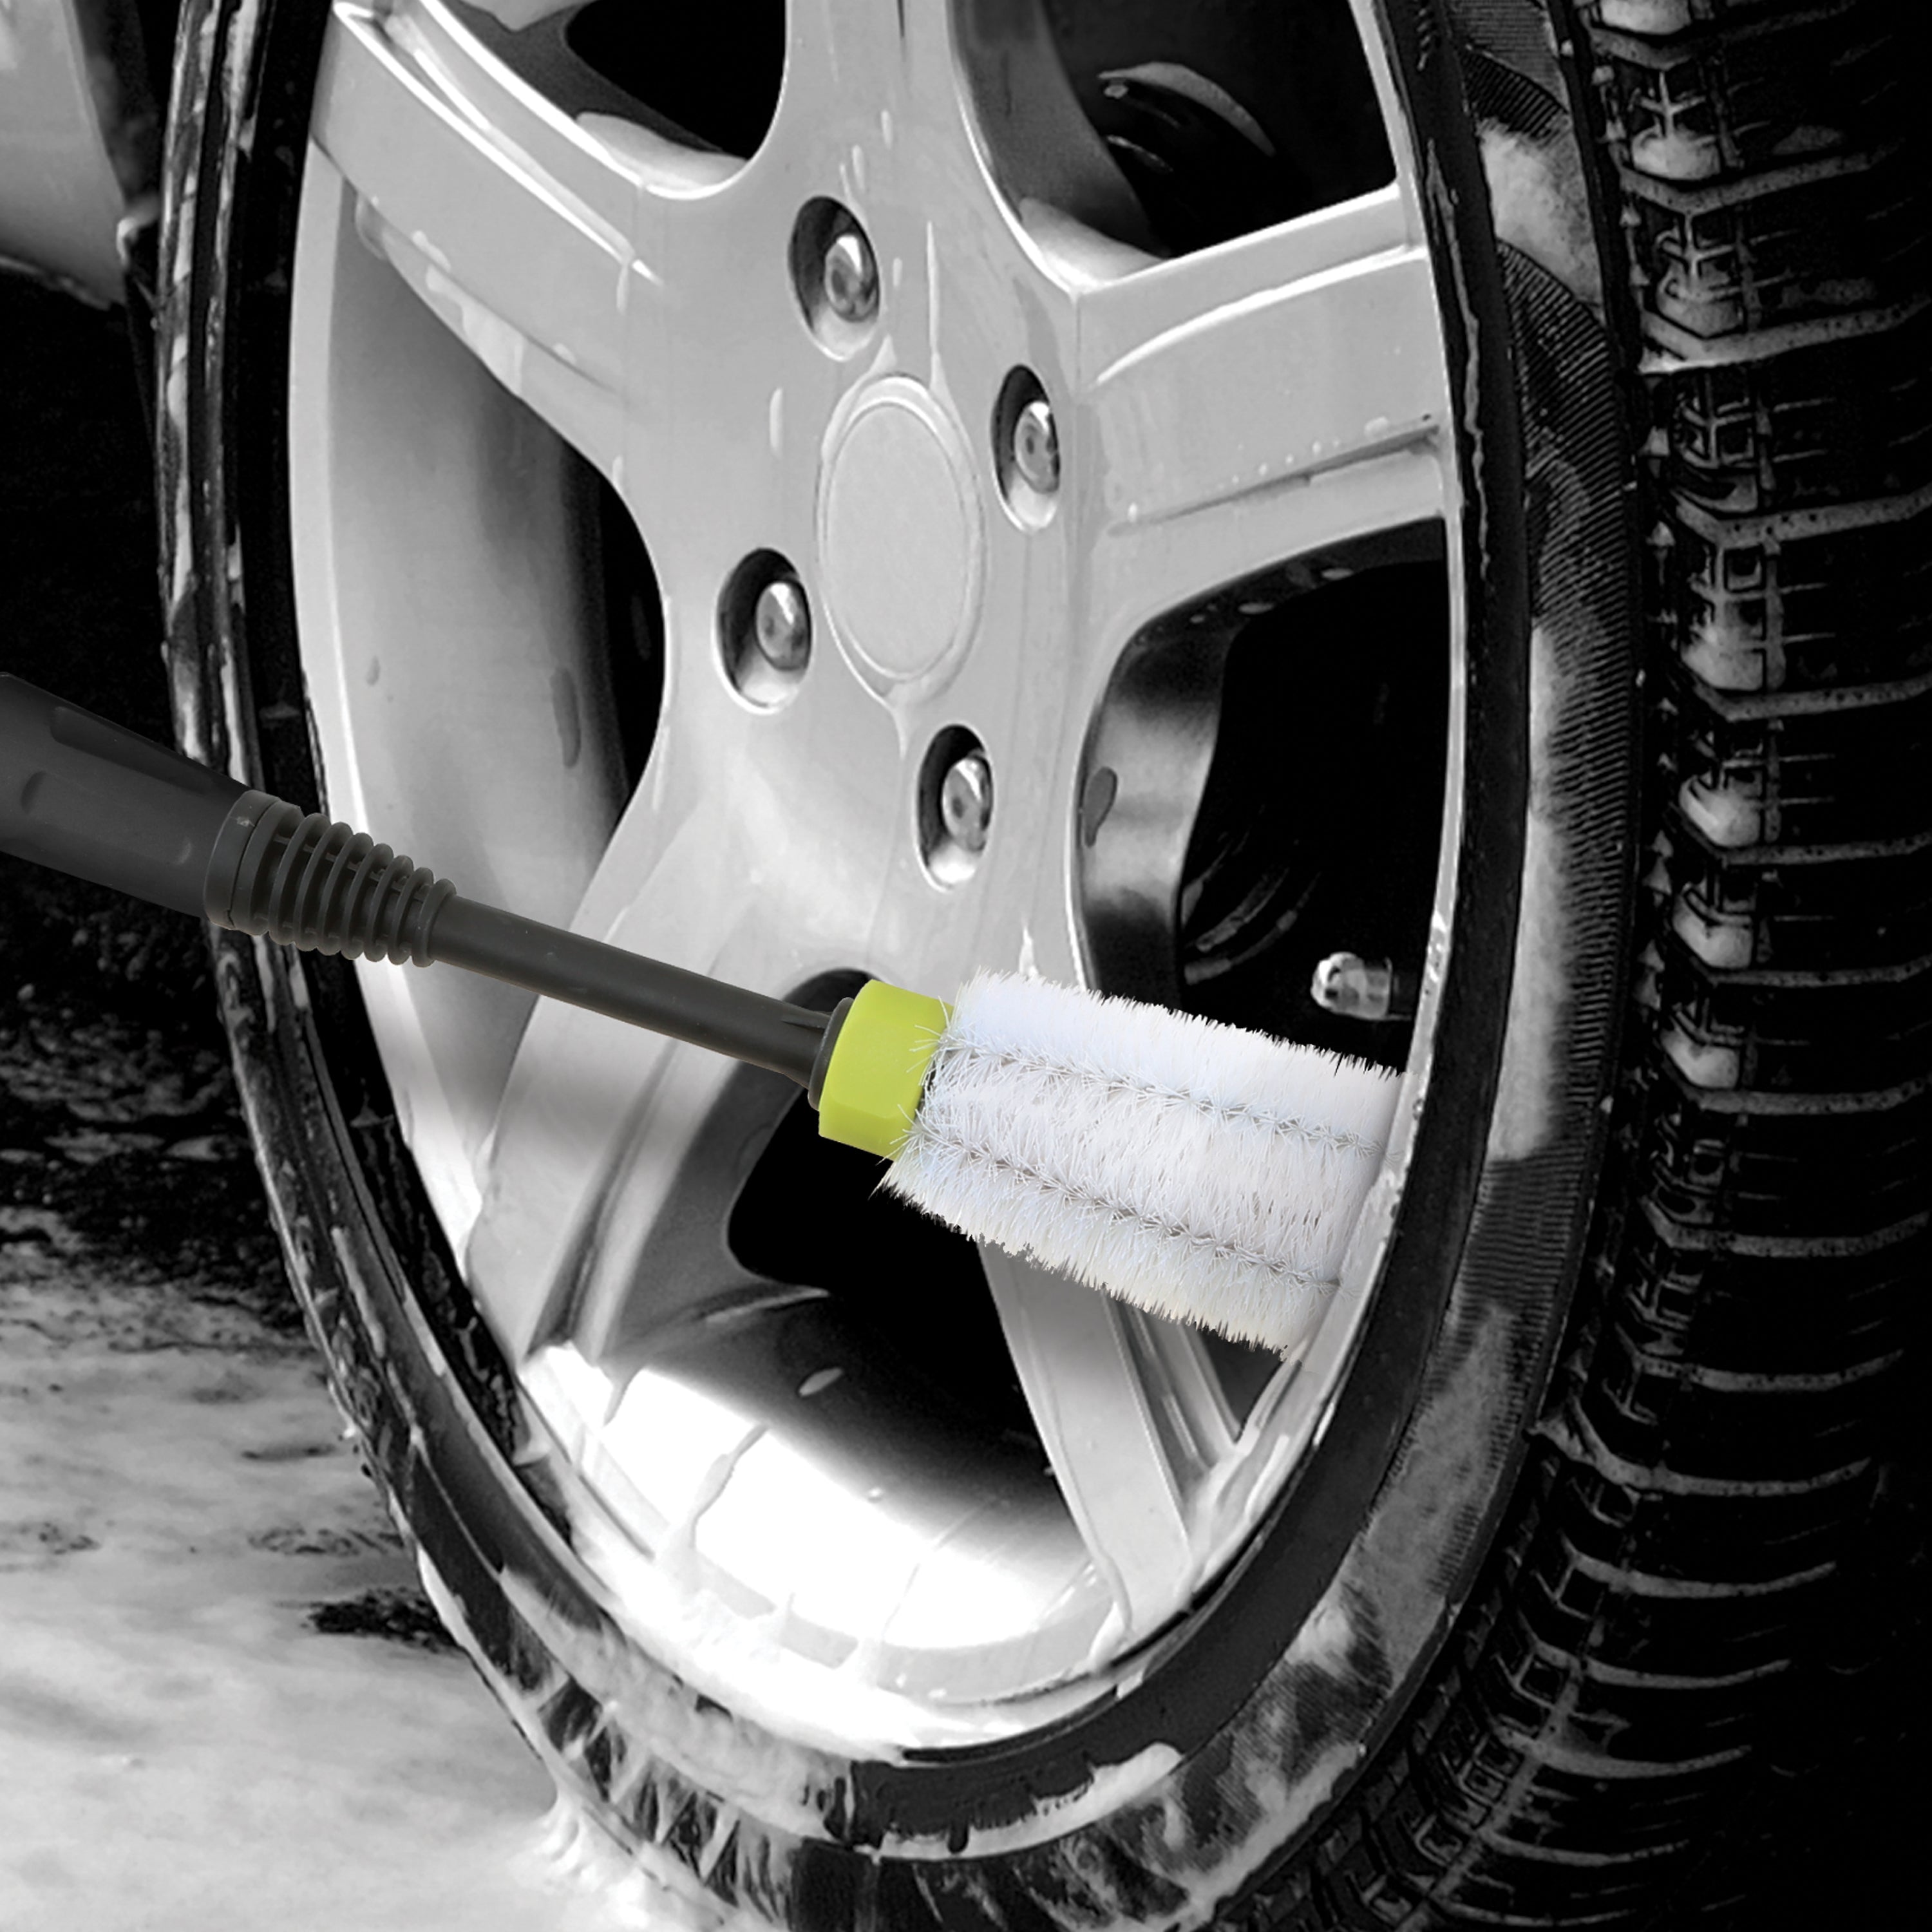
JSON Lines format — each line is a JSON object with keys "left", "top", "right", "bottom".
{"left": 0, "top": 673, "right": 249, "bottom": 915}
{"left": 0, "top": 676, "right": 830, "bottom": 1087}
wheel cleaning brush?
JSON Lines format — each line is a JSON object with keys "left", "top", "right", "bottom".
{"left": 0, "top": 675, "right": 1398, "bottom": 1352}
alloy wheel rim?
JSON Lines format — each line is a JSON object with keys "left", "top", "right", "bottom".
{"left": 283, "top": 0, "right": 1464, "bottom": 1753}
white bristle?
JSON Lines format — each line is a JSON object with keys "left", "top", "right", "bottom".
{"left": 884, "top": 971, "right": 1401, "bottom": 1354}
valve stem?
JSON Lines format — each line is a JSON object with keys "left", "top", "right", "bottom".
{"left": 1311, "top": 952, "right": 1417, "bottom": 1023}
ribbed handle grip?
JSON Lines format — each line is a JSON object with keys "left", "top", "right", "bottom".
{"left": 210, "top": 795, "right": 455, "bottom": 965}
{"left": 0, "top": 674, "right": 248, "bottom": 916}
{"left": 0, "top": 677, "right": 833, "bottom": 1086}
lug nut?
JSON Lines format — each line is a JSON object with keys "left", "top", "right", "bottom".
{"left": 939, "top": 751, "right": 994, "bottom": 854}
{"left": 752, "top": 578, "right": 811, "bottom": 671}
{"left": 822, "top": 227, "right": 878, "bottom": 325}
{"left": 1011, "top": 396, "right": 1060, "bottom": 495}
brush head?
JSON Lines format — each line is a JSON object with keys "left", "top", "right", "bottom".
{"left": 880, "top": 971, "right": 1401, "bottom": 1354}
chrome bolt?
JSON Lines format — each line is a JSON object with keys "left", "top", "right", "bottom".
{"left": 1011, "top": 397, "right": 1060, "bottom": 495}
{"left": 752, "top": 578, "right": 811, "bottom": 671}
{"left": 822, "top": 227, "right": 878, "bottom": 324}
{"left": 939, "top": 751, "right": 994, "bottom": 854}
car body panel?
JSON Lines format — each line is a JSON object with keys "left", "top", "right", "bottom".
{"left": 1, "top": 0, "right": 160, "bottom": 302}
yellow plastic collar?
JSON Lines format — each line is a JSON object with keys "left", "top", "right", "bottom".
{"left": 816, "top": 980, "right": 951, "bottom": 1159}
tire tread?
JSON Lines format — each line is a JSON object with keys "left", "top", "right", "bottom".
{"left": 1234, "top": 4, "right": 1928, "bottom": 1923}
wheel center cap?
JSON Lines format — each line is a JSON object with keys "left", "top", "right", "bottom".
{"left": 819, "top": 378, "right": 982, "bottom": 685}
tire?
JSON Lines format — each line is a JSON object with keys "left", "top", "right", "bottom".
{"left": 156, "top": 1, "right": 1927, "bottom": 1926}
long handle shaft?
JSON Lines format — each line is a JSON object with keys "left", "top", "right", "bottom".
{"left": 426, "top": 896, "right": 828, "bottom": 1084}
{"left": 0, "top": 674, "right": 829, "bottom": 1086}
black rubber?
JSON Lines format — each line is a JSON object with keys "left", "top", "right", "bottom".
{"left": 211, "top": 793, "right": 451, "bottom": 964}
{"left": 1224, "top": 3, "right": 1931, "bottom": 1924}
{"left": 154, "top": 0, "right": 1926, "bottom": 1926}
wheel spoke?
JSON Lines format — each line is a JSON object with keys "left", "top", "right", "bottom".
{"left": 967, "top": 839, "right": 1244, "bottom": 1634}
{"left": 963, "top": 801, "right": 1251, "bottom": 1645}
{"left": 1068, "top": 191, "right": 1452, "bottom": 639}
{"left": 311, "top": 0, "right": 770, "bottom": 494}
{"left": 312, "top": 1, "right": 626, "bottom": 469}
{"left": 459, "top": 750, "right": 781, "bottom": 1362}
{"left": 980, "top": 1251, "right": 1202, "bottom": 1647}
{"left": 461, "top": 629, "right": 914, "bottom": 1362}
